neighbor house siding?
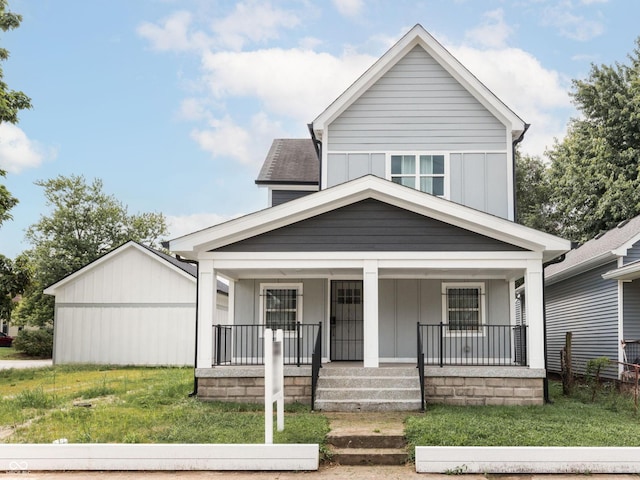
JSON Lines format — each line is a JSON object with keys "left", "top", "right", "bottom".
{"left": 326, "top": 46, "right": 507, "bottom": 152}
{"left": 623, "top": 241, "right": 640, "bottom": 264}
{"left": 546, "top": 262, "right": 619, "bottom": 379}
{"left": 213, "top": 199, "right": 526, "bottom": 253}
{"left": 378, "top": 279, "right": 510, "bottom": 360}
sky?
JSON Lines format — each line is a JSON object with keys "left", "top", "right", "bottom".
{"left": 0, "top": 0, "right": 638, "bottom": 258}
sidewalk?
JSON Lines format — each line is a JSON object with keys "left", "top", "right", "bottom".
{"left": 0, "top": 359, "right": 52, "bottom": 370}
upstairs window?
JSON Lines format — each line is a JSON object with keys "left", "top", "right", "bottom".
{"left": 390, "top": 154, "right": 445, "bottom": 196}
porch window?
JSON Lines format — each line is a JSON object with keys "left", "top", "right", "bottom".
{"left": 260, "top": 283, "right": 303, "bottom": 332}
{"left": 390, "top": 153, "right": 445, "bottom": 196}
{"left": 442, "top": 282, "right": 485, "bottom": 333}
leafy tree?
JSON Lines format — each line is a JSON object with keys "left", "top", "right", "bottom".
{"left": 546, "top": 37, "right": 640, "bottom": 243}
{"left": 515, "top": 151, "right": 556, "bottom": 233}
{"left": 0, "top": 0, "right": 31, "bottom": 227}
{"left": 14, "top": 175, "right": 169, "bottom": 327}
{"left": 0, "top": 252, "right": 29, "bottom": 324}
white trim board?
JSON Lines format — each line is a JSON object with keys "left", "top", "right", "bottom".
{"left": 415, "top": 446, "right": 640, "bottom": 474}
{"left": 0, "top": 443, "right": 319, "bottom": 471}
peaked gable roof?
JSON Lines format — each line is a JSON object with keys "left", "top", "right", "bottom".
{"left": 546, "top": 215, "right": 640, "bottom": 283}
{"left": 170, "top": 175, "right": 569, "bottom": 261}
{"left": 255, "top": 139, "right": 318, "bottom": 185}
{"left": 44, "top": 241, "right": 228, "bottom": 295}
{"left": 312, "top": 24, "right": 526, "bottom": 141}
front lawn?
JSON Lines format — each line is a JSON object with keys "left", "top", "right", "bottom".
{"left": 0, "top": 365, "right": 328, "bottom": 444}
{"left": 405, "top": 381, "right": 640, "bottom": 452}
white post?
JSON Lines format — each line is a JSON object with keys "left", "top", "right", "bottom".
{"left": 525, "top": 260, "right": 544, "bottom": 369}
{"left": 363, "top": 260, "right": 379, "bottom": 368}
{"left": 265, "top": 328, "right": 284, "bottom": 444}
{"left": 197, "top": 259, "right": 216, "bottom": 369}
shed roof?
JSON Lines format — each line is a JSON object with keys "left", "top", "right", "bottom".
{"left": 255, "top": 139, "right": 318, "bottom": 185}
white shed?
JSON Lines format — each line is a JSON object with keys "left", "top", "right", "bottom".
{"left": 44, "top": 241, "right": 228, "bottom": 366}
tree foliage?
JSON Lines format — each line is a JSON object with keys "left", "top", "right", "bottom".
{"left": 515, "top": 151, "right": 555, "bottom": 233}
{"left": 546, "top": 37, "right": 640, "bottom": 243}
{"left": 0, "top": 0, "right": 31, "bottom": 228}
{"left": 14, "top": 175, "right": 169, "bottom": 327}
{"left": 0, "top": 252, "right": 29, "bottom": 321}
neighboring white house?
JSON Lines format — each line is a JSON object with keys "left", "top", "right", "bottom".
{"left": 44, "top": 241, "right": 228, "bottom": 366}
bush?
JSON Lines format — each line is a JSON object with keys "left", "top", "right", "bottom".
{"left": 13, "top": 328, "right": 53, "bottom": 358}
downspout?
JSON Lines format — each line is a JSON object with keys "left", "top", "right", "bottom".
{"left": 308, "top": 123, "right": 322, "bottom": 191}
{"left": 541, "top": 241, "right": 577, "bottom": 403}
{"left": 175, "top": 255, "right": 200, "bottom": 398}
{"left": 512, "top": 123, "right": 530, "bottom": 223}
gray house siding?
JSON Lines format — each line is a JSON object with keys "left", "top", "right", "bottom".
{"left": 271, "top": 190, "right": 315, "bottom": 206}
{"left": 379, "top": 279, "right": 510, "bottom": 359}
{"left": 213, "top": 199, "right": 526, "bottom": 253}
{"left": 327, "top": 46, "right": 507, "bottom": 152}
{"left": 546, "top": 262, "right": 619, "bottom": 379}
{"left": 326, "top": 153, "right": 386, "bottom": 186}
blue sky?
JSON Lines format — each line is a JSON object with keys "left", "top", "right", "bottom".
{"left": 0, "top": 0, "right": 638, "bottom": 258}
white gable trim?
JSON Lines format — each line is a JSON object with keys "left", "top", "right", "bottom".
{"left": 602, "top": 260, "right": 640, "bottom": 281}
{"left": 312, "top": 24, "right": 525, "bottom": 141}
{"left": 44, "top": 241, "right": 195, "bottom": 295}
{"left": 170, "top": 176, "right": 569, "bottom": 262}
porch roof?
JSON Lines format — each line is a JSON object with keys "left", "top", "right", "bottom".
{"left": 170, "top": 175, "right": 570, "bottom": 267}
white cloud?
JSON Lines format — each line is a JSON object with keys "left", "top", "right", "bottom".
{"left": 452, "top": 45, "right": 572, "bottom": 156}
{"left": 0, "top": 123, "right": 48, "bottom": 173}
{"left": 332, "top": 0, "right": 364, "bottom": 18}
{"left": 167, "top": 212, "right": 242, "bottom": 239}
{"left": 137, "top": 11, "right": 210, "bottom": 52}
{"left": 200, "top": 48, "right": 375, "bottom": 122}
{"left": 465, "top": 8, "right": 513, "bottom": 49}
{"left": 540, "top": 2, "right": 604, "bottom": 41}
{"left": 212, "top": 1, "right": 300, "bottom": 50}
{"left": 190, "top": 112, "right": 287, "bottom": 167}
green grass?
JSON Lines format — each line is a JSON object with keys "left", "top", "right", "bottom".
{"left": 405, "top": 381, "right": 640, "bottom": 454}
{"left": 0, "top": 346, "right": 25, "bottom": 360}
{"left": 0, "top": 365, "right": 329, "bottom": 445}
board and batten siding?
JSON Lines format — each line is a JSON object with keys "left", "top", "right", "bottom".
{"left": 213, "top": 199, "right": 525, "bottom": 253}
{"left": 326, "top": 46, "right": 507, "bottom": 152}
{"left": 545, "top": 262, "right": 620, "bottom": 379}
{"left": 379, "top": 279, "right": 511, "bottom": 360}
{"left": 52, "top": 246, "right": 227, "bottom": 366}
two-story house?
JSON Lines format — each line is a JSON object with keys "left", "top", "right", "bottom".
{"left": 170, "top": 25, "right": 570, "bottom": 410}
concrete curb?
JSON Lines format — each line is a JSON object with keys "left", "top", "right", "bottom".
{"left": 415, "top": 446, "right": 640, "bottom": 473}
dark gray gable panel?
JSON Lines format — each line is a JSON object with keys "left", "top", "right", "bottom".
{"left": 272, "top": 190, "right": 315, "bottom": 206}
{"left": 212, "top": 198, "right": 527, "bottom": 252}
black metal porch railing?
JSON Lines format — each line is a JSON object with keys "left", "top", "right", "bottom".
{"left": 416, "top": 322, "right": 425, "bottom": 411}
{"left": 212, "top": 322, "right": 321, "bottom": 367}
{"left": 417, "top": 323, "right": 528, "bottom": 367}
{"left": 310, "top": 322, "right": 322, "bottom": 411}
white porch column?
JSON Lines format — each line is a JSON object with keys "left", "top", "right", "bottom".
{"left": 363, "top": 260, "right": 379, "bottom": 368}
{"left": 525, "top": 260, "right": 544, "bottom": 369}
{"left": 197, "top": 259, "right": 216, "bottom": 369}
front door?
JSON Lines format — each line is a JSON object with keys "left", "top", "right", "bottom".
{"left": 330, "top": 280, "right": 363, "bottom": 361}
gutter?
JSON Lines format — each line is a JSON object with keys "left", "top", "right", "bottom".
{"left": 512, "top": 123, "right": 530, "bottom": 223}
{"left": 175, "top": 254, "right": 200, "bottom": 398}
{"left": 308, "top": 123, "right": 322, "bottom": 191}
{"left": 540, "top": 242, "right": 577, "bottom": 403}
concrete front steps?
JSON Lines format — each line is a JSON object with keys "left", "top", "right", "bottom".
{"left": 327, "top": 434, "right": 408, "bottom": 466}
{"left": 314, "top": 366, "right": 423, "bottom": 412}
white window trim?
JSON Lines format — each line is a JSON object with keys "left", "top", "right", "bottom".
{"left": 259, "top": 283, "right": 303, "bottom": 336}
{"left": 386, "top": 152, "right": 450, "bottom": 198}
{"left": 441, "top": 282, "right": 486, "bottom": 337}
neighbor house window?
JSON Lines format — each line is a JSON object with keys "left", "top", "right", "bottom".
{"left": 390, "top": 154, "right": 445, "bottom": 196}
{"left": 442, "top": 283, "right": 485, "bottom": 333}
{"left": 260, "top": 283, "right": 303, "bottom": 331}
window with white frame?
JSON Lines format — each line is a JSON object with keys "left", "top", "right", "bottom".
{"left": 390, "top": 154, "right": 445, "bottom": 196}
{"left": 260, "top": 283, "right": 302, "bottom": 331}
{"left": 442, "top": 283, "right": 485, "bottom": 333}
